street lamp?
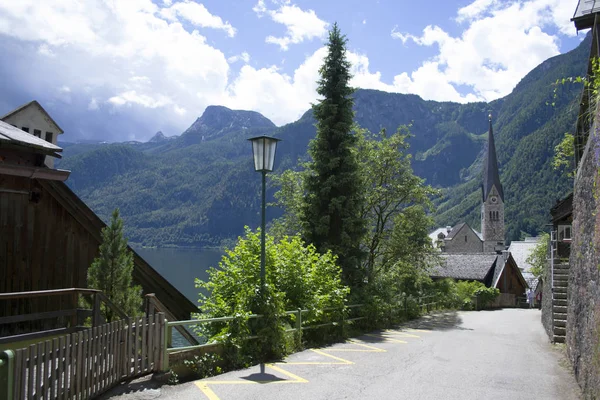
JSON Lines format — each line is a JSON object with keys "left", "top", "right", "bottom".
{"left": 248, "top": 135, "right": 281, "bottom": 293}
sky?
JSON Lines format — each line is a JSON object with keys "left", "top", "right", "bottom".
{"left": 0, "top": 0, "right": 586, "bottom": 142}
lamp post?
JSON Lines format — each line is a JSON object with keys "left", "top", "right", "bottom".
{"left": 248, "top": 135, "right": 281, "bottom": 294}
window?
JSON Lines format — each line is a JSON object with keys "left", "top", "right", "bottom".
{"left": 45, "top": 132, "right": 53, "bottom": 143}
{"left": 464, "top": 236, "right": 467, "bottom": 242}
{"left": 21, "top": 127, "right": 29, "bottom": 133}
{"left": 558, "top": 225, "right": 572, "bottom": 241}
{"left": 33, "top": 129, "right": 41, "bottom": 138}
{"left": 437, "top": 232, "right": 445, "bottom": 239}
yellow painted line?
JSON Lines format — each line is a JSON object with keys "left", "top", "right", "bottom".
{"left": 311, "top": 349, "right": 354, "bottom": 364}
{"left": 364, "top": 333, "right": 407, "bottom": 343}
{"left": 196, "top": 382, "right": 221, "bottom": 400}
{"left": 383, "top": 330, "right": 420, "bottom": 338}
{"left": 266, "top": 363, "right": 309, "bottom": 383}
{"left": 405, "top": 328, "right": 431, "bottom": 333}
{"left": 325, "top": 341, "right": 386, "bottom": 352}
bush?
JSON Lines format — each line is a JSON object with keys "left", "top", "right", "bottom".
{"left": 195, "top": 227, "right": 349, "bottom": 367}
{"left": 455, "top": 280, "right": 499, "bottom": 310}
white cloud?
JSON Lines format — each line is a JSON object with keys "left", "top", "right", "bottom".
{"left": 227, "top": 52, "right": 251, "bottom": 64}
{"left": 0, "top": 0, "right": 581, "bottom": 140}
{"left": 390, "top": 0, "right": 575, "bottom": 102}
{"left": 88, "top": 98, "right": 99, "bottom": 110}
{"left": 254, "top": 2, "right": 328, "bottom": 50}
{"left": 362, "top": 19, "right": 367, "bottom": 25}
{"left": 456, "top": 0, "right": 497, "bottom": 23}
{"left": 159, "top": 1, "right": 236, "bottom": 37}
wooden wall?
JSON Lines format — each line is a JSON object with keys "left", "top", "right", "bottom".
{"left": 0, "top": 173, "right": 196, "bottom": 336}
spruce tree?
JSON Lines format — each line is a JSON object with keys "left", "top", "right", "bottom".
{"left": 301, "top": 23, "right": 366, "bottom": 286}
{"left": 88, "top": 208, "right": 142, "bottom": 322}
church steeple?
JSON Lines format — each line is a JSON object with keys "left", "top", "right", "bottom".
{"left": 481, "top": 114, "right": 505, "bottom": 253}
{"left": 482, "top": 114, "right": 504, "bottom": 202}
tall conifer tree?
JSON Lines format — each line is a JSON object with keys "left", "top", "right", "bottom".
{"left": 301, "top": 23, "right": 366, "bottom": 286}
{"left": 88, "top": 208, "right": 142, "bottom": 322}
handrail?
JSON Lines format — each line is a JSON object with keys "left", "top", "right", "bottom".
{"left": 145, "top": 294, "right": 200, "bottom": 346}
{"left": 0, "top": 288, "right": 100, "bottom": 300}
{"left": 160, "top": 297, "right": 443, "bottom": 370}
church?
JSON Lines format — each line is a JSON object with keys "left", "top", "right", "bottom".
{"left": 429, "top": 115, "right": 528, "bottom": 306}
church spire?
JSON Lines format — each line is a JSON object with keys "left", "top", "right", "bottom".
{"left": 482, "top": 114, "right": 503, "bottom": 202}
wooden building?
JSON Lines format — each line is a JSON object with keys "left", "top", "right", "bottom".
{"left": 430, "top": 252, "right": 529, "bottom": 307}
{"left": 0, "top": 107, "right": 196, "bottom": 337}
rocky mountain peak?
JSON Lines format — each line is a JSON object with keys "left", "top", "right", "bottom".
{"left": 182, "top": 105, "right": 276, "bottom": 141}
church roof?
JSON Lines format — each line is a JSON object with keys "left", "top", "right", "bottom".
{"left": 482, "top": 116, "right": 504, "bottom": 202}
{"left": 1, "top": 100, "right": 64, "bottom": 134}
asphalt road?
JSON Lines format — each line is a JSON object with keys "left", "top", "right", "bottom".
{"left": 105, "top": 309, "right": 582, "bottom": 400}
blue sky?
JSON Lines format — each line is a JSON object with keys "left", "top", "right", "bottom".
{"left": 0, "top": 0, "right": 585, "bottom": 142}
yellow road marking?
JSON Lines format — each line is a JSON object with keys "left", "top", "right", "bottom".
{"left": 383, "top": 330, "right": 420, "bottom": 338}
{"left": 364, "top": 333, "right": 407, "bottom": 343}
{"left": 196, "top": 383, "right": 221, "bottom": 400}
{"left": 326, "top": 341, "right": 386, "bottom": 352}
{"left": 265, "top": 363, "right": 310, "bottom": 383}
{"left": 405, "top": 328, "right": 431, "bottom": 333}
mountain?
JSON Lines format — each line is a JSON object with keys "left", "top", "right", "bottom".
{"left": 58, "top": 36, "right": 589, "bottom": 247}
{"left": 180, "top": 105, "right": 276, "bottom": 145}
{"left": 148, "top": 131, "right": 174, "bottom": 143}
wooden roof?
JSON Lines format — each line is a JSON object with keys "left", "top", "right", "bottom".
{"left": 572, "top": 0, "right": 600, "bottom": 31}
{"left": 38, "top": 180, "right": 197, "bottom": 320}
{"left": 0, "top": 120, "right": 62, "bottom": 157}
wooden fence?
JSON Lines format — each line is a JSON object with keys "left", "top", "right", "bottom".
{"left": 6, "top": 314, "right": 165, "bottom": 400}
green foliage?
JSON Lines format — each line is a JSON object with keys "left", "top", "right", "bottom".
{"left": 552, "top": 133, "right": 575, "bottom": 176}
{"left": 354, "top": 126, "right": 439, "bottom": 280}
{"left": 526, "top": 233, "right": 549, "bottom": 278}
{"left": 301, "top": 23, "right": 366, "bottom": 287}
{"left": 474, "top": 286, "right": 501, "bottom": 309}
{"left": 182, "top": 353, "right": 223, "bottom": 379}
{"left": 453, "top": 280, "right": 499, "bottom": 310}
{"left": 195, "top": 228, "right": 349, "bottom": 366}
{"left": 87, "top": 208, "right": 143, "bottom": 321}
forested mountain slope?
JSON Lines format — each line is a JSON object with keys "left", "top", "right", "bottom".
{"left": 58, "top": 35, "right": 589, "bottom": 247}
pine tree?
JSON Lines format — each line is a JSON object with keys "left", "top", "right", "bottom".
{"left": 88, "top": 208, "right": 142, "bottom": 322}
{"left": 301, "top": 23, "right": 366, "bottom": 286}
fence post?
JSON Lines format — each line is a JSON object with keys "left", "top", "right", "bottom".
{"left": 162, "top": 321, "right": 170, "bottom": 372}
{"left": 93, "top": 293, "right": 101, "bottom": 327}
{"left": 296, "top": 309, "right": 302, "bottom": 333}
{"left": 0, "top": 350, "right": 14, "bottom": 400}
{"left": 340, "top": 307, "right": 345, "bottom": 338}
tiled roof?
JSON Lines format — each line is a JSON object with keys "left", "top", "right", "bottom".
{"left": 430, "top": 253, "right": 498, "bottom": 281}
{"left": 508, "top": 239, "right": 540, "bottom": 274}
{"left": 446, "top": 222, "right": 466, "bottom": 240}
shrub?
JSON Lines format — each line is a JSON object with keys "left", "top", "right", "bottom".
{"left": 195, "top": 227, "right": 349, "bottom": 367}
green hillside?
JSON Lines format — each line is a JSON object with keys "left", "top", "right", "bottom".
{"left": 58, "top": 35, "right": 589, "bottom": 247}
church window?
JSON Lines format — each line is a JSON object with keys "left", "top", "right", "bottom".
{"left": 464, "top": 236, "right": 467, "bottom": 242}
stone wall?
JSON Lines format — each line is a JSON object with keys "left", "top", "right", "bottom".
{"left": 568, "top": 116, "right": 600, "bottom": 398}
{"left": 541, "top": 269, "right": 553, "bottom": 340}
{"left": 444, "top": 224, "right": 483, "bottom": 253}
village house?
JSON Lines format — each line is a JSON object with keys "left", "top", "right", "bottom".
{"left": 0, "top": 101, "right": 196, "bottom": 338}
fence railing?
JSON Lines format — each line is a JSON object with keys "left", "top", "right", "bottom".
{"left": 1, "top": 314, "right": 165, "bottom": 400}
{"left": 162, "top": 297, "right": 443, "bottom": 370}
{"left": 0, "top": 288, "right": 128, "bottom": 344}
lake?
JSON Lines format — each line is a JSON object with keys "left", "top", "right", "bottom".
{"left": 133, "top": 247, "right": 224, "bottom": 303}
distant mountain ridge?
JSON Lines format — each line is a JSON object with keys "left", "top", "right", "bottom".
{"left": 58, "top": 35, "right": 589, "bottom": 247}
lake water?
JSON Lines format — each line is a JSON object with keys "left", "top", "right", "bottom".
{"left": 134, "top": 247, "right": 224, "bottom": 303}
